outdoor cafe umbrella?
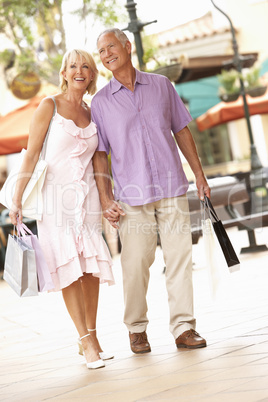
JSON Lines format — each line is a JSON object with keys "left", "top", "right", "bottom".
{"left": 0, "top": 95, "right": 47, "bottom": 155}
{"left": 196, "top": 87, "right": 268, "bottom": 131}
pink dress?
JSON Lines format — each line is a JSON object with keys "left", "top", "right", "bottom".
{"left": 37, "top": 100, "right": 114, "bottom": 291}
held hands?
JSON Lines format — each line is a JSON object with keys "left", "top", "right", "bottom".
{"left": 103, "top": 200, "right": 125, "bottom": 229}
{"left": 9, "top": 202, "right": 23, "bottom": 225}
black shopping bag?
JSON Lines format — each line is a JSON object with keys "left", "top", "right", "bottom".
{"left": 203, "top": 196, "right": 240, "bottom": 272}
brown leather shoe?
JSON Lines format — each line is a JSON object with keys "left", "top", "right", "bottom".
{"left": 175, "top": 329, "right": 207, "bottom": 349}
{"left": 129, "top": 331, "right": 151, "bottom": 354}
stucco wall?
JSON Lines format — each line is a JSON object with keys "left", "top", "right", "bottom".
{"left": 224, "top": 0, "right": 268, "bottom": 63}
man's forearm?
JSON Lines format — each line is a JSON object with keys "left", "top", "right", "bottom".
{"left": 174, "top": 126, "right": 210, "bottom": 199}
{"left": 174, "top": 126, "right": 205, "bottom": 179}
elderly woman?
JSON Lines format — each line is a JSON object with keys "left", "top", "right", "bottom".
{"left": 9, "top": 49, "right": 114, "bottom": 369}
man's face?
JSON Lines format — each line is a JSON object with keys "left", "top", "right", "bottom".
{"left": 97, "top": 33, "right": 131, "bottom": 73}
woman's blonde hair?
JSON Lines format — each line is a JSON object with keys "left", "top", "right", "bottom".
{"left": 59, "top": 49, "right": 99, "bottom": 95}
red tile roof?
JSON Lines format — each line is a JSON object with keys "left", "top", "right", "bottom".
{"left": 154, "top": 12, "right": 231, "bottom": 48}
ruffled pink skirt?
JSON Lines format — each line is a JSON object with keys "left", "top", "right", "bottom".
{"left": 37, "top": 113, "right": 115, "bottom": 291}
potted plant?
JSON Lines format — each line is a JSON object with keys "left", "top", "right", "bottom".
{"left": 217, "top": 69, "right": 241, "bottom": 102}
{"left": 244, "top": 65, "right": 267, "bottom": 97}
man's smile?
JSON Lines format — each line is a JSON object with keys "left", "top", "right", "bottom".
{"left": 107, "top": 58, "right": 117, "bottom": 64}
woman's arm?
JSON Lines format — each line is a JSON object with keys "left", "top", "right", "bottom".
{"left": 92, "top": 151, "right": 125, "bottom": 229}
{"left": 9, "top": 97, "right": 55, "bottom": 224}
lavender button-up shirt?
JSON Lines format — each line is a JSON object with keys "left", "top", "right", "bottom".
{"left": 91, "top": 69, "right": 192, "bottom": 206}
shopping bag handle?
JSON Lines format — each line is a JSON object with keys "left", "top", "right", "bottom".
{"left": 202, "top": 195, "right": 219, "bottom": 222}
{"left": 16, "top": 221, "right": 34, "bottom": 237}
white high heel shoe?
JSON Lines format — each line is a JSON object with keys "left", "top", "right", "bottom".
{"left": 79, "top": 334, "right": 105, "bottom": 369}
{"left": 78, "top": 329, "right": 114, "bottom": 361}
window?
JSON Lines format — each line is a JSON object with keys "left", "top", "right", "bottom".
{"left": 189, "top": 120, "right": 233, "bottom": 166}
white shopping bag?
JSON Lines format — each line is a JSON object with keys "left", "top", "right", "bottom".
{"left": 3, "top": 233, "right": 39, "bottom": 297}
{"left": 202, "top": 218, "right": 227, "bottom": 300}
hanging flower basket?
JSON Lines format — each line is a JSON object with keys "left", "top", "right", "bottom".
{"left": 246, "top": 86, "right": 267, "bottom": 98}
{"left": 152, "top": 63, "right": 183, "bottom": 82}
{"left": 220, "top": 93, "right": 240, "bottom": 103}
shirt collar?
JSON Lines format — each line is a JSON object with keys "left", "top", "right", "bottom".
{"left": 110, "top": 69, "right": 149, "bottom": 94}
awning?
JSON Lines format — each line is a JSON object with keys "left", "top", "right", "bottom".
{"left": 175, "top": 53, "right": 258, "bottom": 84}
{"left": 0, "top": 95, "right": 45, "bottom": 155}
{"left": 175, "top": 76, "right": 220, "bottom": 119}
{"left": 196, "top": 87, "right": 268, "bottom": 131}
{"left": 151, "top": 54, "right": 258, "bottom": 84}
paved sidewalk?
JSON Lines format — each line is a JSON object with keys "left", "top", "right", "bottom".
{"left": 0, "top": 227, "right": 268, "bottom": 401}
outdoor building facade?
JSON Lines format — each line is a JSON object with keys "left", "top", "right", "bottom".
{"left": 1, "top": 0, "right": 268, "bottom": 182}
{"left": 145, "top": 0, "right": 268, "bottom": 180}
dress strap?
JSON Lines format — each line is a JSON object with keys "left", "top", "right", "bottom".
{"left": 50, "top": 96, "right": 57, "bottom": 112}
{"left": 40, "top": 96, "right": 57, "bottom": 160}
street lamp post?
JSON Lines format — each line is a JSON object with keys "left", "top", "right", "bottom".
{"left": 123, "top": 0, "right": 157, "bottom": 70}
{"left": 211, "top": 0, "right": 263, "bottom": 171}
{"left": 211, "top": 0, "right": 268, "bottom": 252}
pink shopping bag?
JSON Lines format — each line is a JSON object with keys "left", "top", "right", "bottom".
{"left": 17, "top": 222, "right": 55, "bottom": 292}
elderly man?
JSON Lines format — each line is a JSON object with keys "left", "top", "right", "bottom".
{"left": 91, "top": 28, "right": 210, "bottom": 354}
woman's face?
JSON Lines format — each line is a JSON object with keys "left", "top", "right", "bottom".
{"left": 63, "top": 56, "right": 93, "bottom": 92}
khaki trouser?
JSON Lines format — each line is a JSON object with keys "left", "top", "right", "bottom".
{"left": 119, "top": 195, "right": 196, "bottom": 339}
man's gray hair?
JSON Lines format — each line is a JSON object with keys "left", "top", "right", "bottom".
{"left": 97, "top": 28, "right": 129, "bottom": 47}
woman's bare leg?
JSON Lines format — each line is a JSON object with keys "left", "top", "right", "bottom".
{"left": 80, "top": 273, "right": 103, "bottom": 353}
{"left": 62, "top": 279, "right": 100, "bottom": 362}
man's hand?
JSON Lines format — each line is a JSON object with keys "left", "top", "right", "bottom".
{"left": 103, "top": 200, "right": 125, "bottom": 229}
{"left": 196, "top": 176, "right": 211, "bottom": 201}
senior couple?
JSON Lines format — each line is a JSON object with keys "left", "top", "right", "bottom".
{"left": 9, "top": 28, "right": 210, "bottom": 369}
